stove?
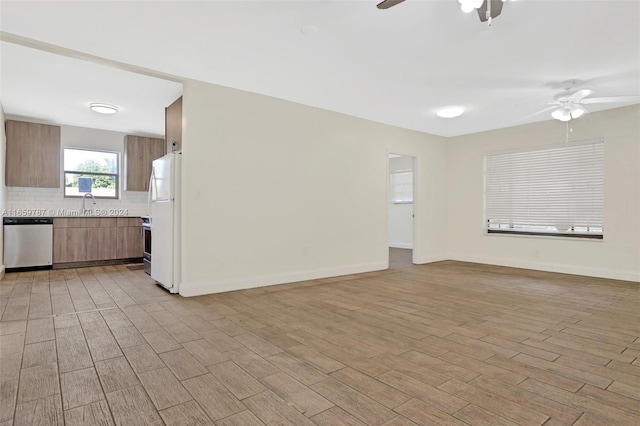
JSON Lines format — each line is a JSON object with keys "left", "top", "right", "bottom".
{"left": 141, "top": 216, "right": 151, "bottom": 275}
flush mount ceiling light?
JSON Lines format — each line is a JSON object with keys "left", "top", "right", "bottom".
{"left": 90, "top": 103, "right": 118, "bottom": 114}
{"left": 437, "top": 107, "right": 464, "bottom": 118}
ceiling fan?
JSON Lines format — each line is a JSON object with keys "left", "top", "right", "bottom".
{"left": 377, "top": 0, "right": 506, "bottom": 24}
{"left": 544, "top": 87, "right": 639, "bottom": 122}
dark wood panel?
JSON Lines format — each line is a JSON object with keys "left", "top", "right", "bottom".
{"left": 53, "top": 218, "right": 116, "bottom": 229}
{"left": 165, "top": 96, "right": 182, "bottom": 153}
{"left": 6, "top": 120, "right": 36, "bottom": 187}
{"left": 53, "top": 228, "right": 87, "bottom": 263}
{"left": 124, "top": 135, "right": 164, "bottom": 192}
{"left": 86, "top": 227, "right": 117, "bottom": 261}
{"left": 116, "top": 217, "right": 142, "bottom": 227}
{"left": 5, "top": 120, "right": 60, "bottom": 188}
{"left": 116, "top": 226, "right": 143, "bottom": 259}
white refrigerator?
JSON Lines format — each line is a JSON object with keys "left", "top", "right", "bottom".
{"left": 150, "top": 152, "right": 181, "bottom": 293}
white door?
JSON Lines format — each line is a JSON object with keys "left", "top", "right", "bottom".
{"left": 388, "top": 154, "right": 415, "bottom": 250}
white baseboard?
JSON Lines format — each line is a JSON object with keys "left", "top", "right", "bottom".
{"left": 389, "top": 242, "right": 413, "bottom": 249}
{"left": 179, "top": 261, "right": 389, "bottom": 297}
{"left": 447, "top": 253, "right": 640, "bottom": 283}
{"left": 179, "top": 254, "right": 638, "bottom": 297}
{"left": 412, "top": 254, "right": 449, "bottom": 265}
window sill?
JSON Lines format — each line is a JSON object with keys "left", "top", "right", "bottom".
{"left": 484, "top": 231, "right": 604, "bottom": 241}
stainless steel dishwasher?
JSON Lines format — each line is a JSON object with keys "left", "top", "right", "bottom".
{"left": 3, "top": 217, "right": 53, "bottom": 270}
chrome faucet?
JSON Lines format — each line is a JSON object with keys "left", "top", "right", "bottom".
{"left": 82, "top": 193, "right": 97, "bottom": 215}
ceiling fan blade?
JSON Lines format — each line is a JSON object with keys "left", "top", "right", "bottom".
{"left": 568, "top": 89, "right": 595, "bottom": 101}
{"left": 523, "top": 106, "right": 557, "bottom": 120}
{"left": 377, "top": 0, "right": 406, "bottom": 9}
{"left": 578, "top": 105, "right": 590, "bottom": 114}
{"left": 478, "top": 0, "right": 503, "bottom": 22}
{"left": 581, "top": 95, "right": 640, "bottom": 104}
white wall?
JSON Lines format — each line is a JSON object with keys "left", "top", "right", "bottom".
{"left": 179, "top": 79, "right": 448, "bottom": 296}
{"left": 388, "top": 155, "right": 414, "bottom": 249}
{"left": 5, "top": 122, "right": 158, "bottom": 217}
{"left": 0, "top": 104, "right": 6, "bottom": 277}
{"left": 447, "top": 105, "right": 640, "bottom": 282}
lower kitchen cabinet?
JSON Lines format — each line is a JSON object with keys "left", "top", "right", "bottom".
{"left": 53, "top": 217, "right": 142, "bottom": 265}
{"left": 53, "top": 228, "right": 88, "bottom": 263}
{"left": 116, "top": 217, "right": 143, "bottom": 258}
{"left": 87, "top": 227, "right": 117, "bottom": 261}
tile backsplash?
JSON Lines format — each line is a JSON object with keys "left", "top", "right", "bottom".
{"left": 5, "top": 187, "right": 150, "bottom": 217}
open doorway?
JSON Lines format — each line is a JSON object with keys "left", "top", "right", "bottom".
{"left": 388, "top": 153, "right": 415, "bottom": 269}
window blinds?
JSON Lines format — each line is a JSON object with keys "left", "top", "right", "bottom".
{"left": 391, "top": 171, "right": 414, "bottom": 204}
{"left": 485, "top": 139, "right": 604, "bottom": 238}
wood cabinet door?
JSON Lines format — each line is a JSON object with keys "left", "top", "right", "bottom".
{"left": 86, "top": 227, "right": 117, "bottom": 261}
{"left": 116, "top": 226, "right": 143, "bottom": 258}
{"left": 6, "top": 120, "right": 38, "bottom": 186}
{"left": 5, "top": 120, "right": 60, "bottom": 188}
{"left": 36, "top": 124, "right": 61, "bottom": 188}
{"left": 165, "top": 96, "right": 182, "bottom": 153}
{"left": 124, "top": 135, "right": 165, "bottom": 191}
{"left": 53, "top": 228, "right": 88, "bottom": 263}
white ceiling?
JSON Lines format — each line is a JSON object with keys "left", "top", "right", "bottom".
{"left": 0, "top": 42, "right": 182, "bottom": 136}
{"left": 1, "top": 0, "right": 639, "bottom": 137}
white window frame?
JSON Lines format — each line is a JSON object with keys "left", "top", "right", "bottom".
{"left": 63, "top": 147, "right": 120, "bottom": 199}
{"left": 484, "top": 139, "right": 604, "bottom": 239}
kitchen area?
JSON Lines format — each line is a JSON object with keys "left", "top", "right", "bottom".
{"left": 1, "top": 40, "right": 184, "bottom": 294}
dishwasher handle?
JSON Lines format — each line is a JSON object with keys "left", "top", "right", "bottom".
{"left": 3, "top": 217, "right": 53, "bottom": 225}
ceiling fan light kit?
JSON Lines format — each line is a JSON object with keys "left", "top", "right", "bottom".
{"left": 551, "top": 105, "right": 585, "bottom": 122}
{"left": 459, "top": 0, "right": 484, "bottom": 14}
{"left": 551, "top": 108, "right": 571, "bottom": 122}
{"left": 546, "top": 85, "right": 637, "bottom": 122}
{"left": 377, "top": 0, "right": 507, "bottom": 25}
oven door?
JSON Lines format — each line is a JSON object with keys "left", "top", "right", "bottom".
{"left": 142, "top": 223, "right": 151, "bottom": 275}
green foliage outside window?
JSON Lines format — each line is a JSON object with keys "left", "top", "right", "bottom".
{"left": 65, "top": 158, "right": 117, "bottom": 189}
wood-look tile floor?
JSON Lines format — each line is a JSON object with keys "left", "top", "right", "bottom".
{"left": 1, "top": 249, "right": 639, "bottom": 425}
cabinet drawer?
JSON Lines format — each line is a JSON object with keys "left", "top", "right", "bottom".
{"left": 116, "top": 217, "right": 142, "bottom": 227}
{"left": 54, "top": 218, "right": 116, "bottom": 228}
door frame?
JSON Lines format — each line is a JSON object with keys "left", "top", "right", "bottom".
{"left": 387, "top": 151, "right": 419, "bottom": 265}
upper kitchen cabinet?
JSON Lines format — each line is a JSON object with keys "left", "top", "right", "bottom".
{"left": 165, "top": 96, "right": 182, "bottom": 153}
{"left": 5, "top": 120, "right": 61, "bottom": 188}
{"left": 124, "top": 135, "right": 165, "bottom": 191}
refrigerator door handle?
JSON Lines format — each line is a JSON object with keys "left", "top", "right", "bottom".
{"left": 148, "top": 166, "right": 156, "bottom": 225}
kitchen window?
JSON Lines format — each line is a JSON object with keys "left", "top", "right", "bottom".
{"left": 64, "top": 148, "right": 119, "bottom": 198}
{"left": 484, "top": 139, "right": 604, "bottom": 239}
